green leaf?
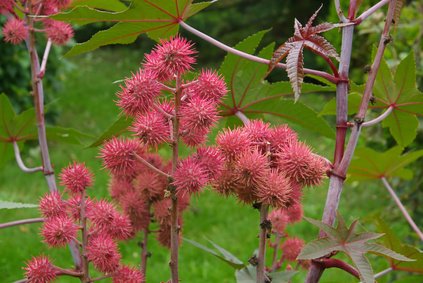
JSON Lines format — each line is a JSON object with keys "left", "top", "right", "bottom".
{"left": 376, "top": 218, "right": 423, "bottom": 274}
{"left": 300, "top": 213, "right": 412, "bottom": 283}
{"left": 0, "top": 201, "right": 38, "bottom": 209}
{"left": 185, "top": 1, "right": 215, "bottom": 18}
{"left": 218, "top": 32, "right": 334, "bottom": 138}
{"left": 69, "top": 0, "right": 128, "bottom": 11}
{"left": 366, "top": 243, "right": 414, "bottom": 261}
{"left": 373, "top": 53, "right": 422, "bottom": 147}
{"left": 54, "top": 0, "right": 214, "bottom": 56}
{"left": 235, "top": 265, "right": 256, "bottom": 283}
{"left": 184, "top": 238, "right": 246, "bottom": 269}
{"left": 269, "top": 271, "right": 297, "bottom": 283}
{"left": 382, "top": 110, "right": 419, "bottom": 147}
{"left": 87, "top": 116, "right": 133, "bottom": 148}
{"left": 207, "top": 239, "right": 244, "bottom": 266}
{"left": 0, "top": 94, "right": 37, "bottom": 143}
{"left": 46, "top": 126, "right": 94, "bottom": 145}
{"left": 348, "top": 146, "right": 423, "bottom": 181}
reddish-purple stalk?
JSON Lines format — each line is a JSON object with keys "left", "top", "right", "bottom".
{"left": 141, "top": 203, "right": 151, "bottom": 281}
{"left": 179, "top": 21, "right": 339, "bottom": 84}
{"left": 25, "top": 6, "right": 82, "bottom": 269}
{"left": 312, "top": 258, "right": 359, "bottom": 279}
{"left": 257, "top": 204, "right": 270, "bottom": 283}
{"left": 12, "top": 141, "right": 43, "bottom": 173}
{"left": 381, "top": 178, "right": 423, "bottom": 241}
{"left": 170, "top": 75, "right": 182, "bottom": 283}
{"left": 306, "top": 1, "right": 397, "bottom": 282}
{"left": 80, "top": 190, "right": 90, "bottom": 282}
{"left": 0, "top": 218, "right": 44, "bottom": 229}
{"left": 270, "top": 234, "right": 282, "bottom": 272}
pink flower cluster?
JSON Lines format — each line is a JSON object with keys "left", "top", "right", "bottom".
{"left": 214, "top": 120, "right": 330, "bottom": 208}
{"left": 1, "top": 0, "right": 73, "bottom": 45}
{"left": 25, "top": 163, "right": 143, "bottom": 282}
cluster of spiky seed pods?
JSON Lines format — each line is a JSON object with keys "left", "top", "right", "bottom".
{"left": 25, "top": 163, "right": 143, "bottom": 282}
{"left": 1, "top": 0, "right": 73, "bottom": 46}
{"left": 20, "top": 34, "right": 329, "bottom": 282}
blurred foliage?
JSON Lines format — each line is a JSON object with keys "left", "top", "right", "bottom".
{"left": 0, "top": 16, "right": 72, "bottom": 121}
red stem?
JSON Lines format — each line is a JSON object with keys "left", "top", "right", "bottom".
{"left": 0, "top": 218, "right": 44, "bottom": 229}
{"left": 80, "top": 190, "right": 90, "bottom": 282}
{"left": 313, "top": 258, "right": 360, "bottom": 279}
{"left": 270, "top": 234, "right": 282, "bottom": 272}
{"left": 25, "top": 8, "right": 82, "bottom": 269}
{"left": 140, "top": 203, "right": 151, "bottom": 280}
{"left": 257, "top": 204, "right": 270, "bottom": 283}
{"left": 169, "top": 76, "right": 181, "bottom": 283}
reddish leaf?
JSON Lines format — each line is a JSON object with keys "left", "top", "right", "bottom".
{"left": 286, "top": 42, "right": 304, "bottom": 101}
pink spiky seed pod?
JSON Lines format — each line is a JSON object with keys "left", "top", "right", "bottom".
{"left": 45, "top": 20, "right": 73, "bottom": 45}
{"left": 117, "top": 69, "right": 162, "bottom": 116}
{"left": 242, "top": 120, "right": 272, "bottom": 153}
{"left": 113, "top": 265, "right": 145, "bottom": 283}
{"left": 180, "top": 126, "right": 209, "bottom": 147}
{"left": 0, "top": 0, "right": 14, "bottom": 14}
{"left": 277, "top": 142, "right": 328, "bottom": 187}
{"left": 153, "top": 198, "right": 171, "bottom": 224}
{"left": 285, "top": 202, "right": 303, "bottom": 223}
{"left": 268, "top": 125, "right": 298, "bottom": 153}
{"left": 100, "top": 137, "right": 142, "bottom": 177}
{"left": 144, "top": 36, "right": 196, "bottom": 81}
{"left": 86, "top": 235, "right": 121, "bottom": 273}
{"left": 39, "top": 191, "right": 67, "bottom": 219}
{"left": 194, "top": 147, "right": 224, "bottom": 180}
{"left": 108, "top": 213, "right": 134, "bottom": 240}
{"left": 67, "top": 194, "right": 93, "bottom": 221}
{"left": 281, "top": 237, "right": 304, "bottom": 261}
{"left": 180, "top": 96, "right": 218, "bottom": 131}
{"left": 257, "top": 169, "right": 292, "bottom": 208}
{"left": 59, "top": 162, "right": 93, "bottom": 194}
{"left": 121, "top": 191, "right": 150, "bottom": 232}
{"left": 41, "top": 216, "right": 78, "bottom": 247}
{"left": 211, "top": 169, "right": 237, "bottom": 197}
{"left": 88, "top": 200, "right": 118, "bottom": 232}
{"left": 50, "top": 0, "right": 71, "bottom": 9}
{"left": 24, "top": 256, "right": 57, "bottom": 283}
{"left": 216, "top": 128, "right": 251, "bottom": 161}
{"left": 109, "top": 176, "right": 134, "bottom": 201}
{"left": 268, "top": 209, "right": 289, "bottom": 235}
{"left": 157, "top": 219, "right": 182, "bottom": 249}
{"left": 234, "top": 184, "right": 258, "bottom": 205}
{"left": 172, "top": 158, "right": 208, "bottom": 197}
{"left": 134, "top": 170, "right": 166, "bottom": 201}
{"left": 131, "top": 110, "right": 170, "bottom": 147}
{"left": 189, "top": 69, "right": 227, "bottom": 103}
{"left": 234, "top": 149, "right": 269, "bottom": 188}
{"left": 3, "top": 18, "right": 28, "bottom": 45}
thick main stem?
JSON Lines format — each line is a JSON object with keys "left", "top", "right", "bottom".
{"left": 381, "top": 178, "right": 423, "bottom": 241}
{"left": 26, "top": 11, "right": 81, "bottom": 269}
{"left": 306, "top": 2, "right": 396, "bottom": 282}
{"left": 257, "top": 204, "right": 269, "bottom": 283}
{"left": 170, "top": 77, "right": 182, "bottom": 283}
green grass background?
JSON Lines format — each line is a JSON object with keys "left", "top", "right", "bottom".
{"left": 0, "top": 48, "right": 419, "bottom": 283}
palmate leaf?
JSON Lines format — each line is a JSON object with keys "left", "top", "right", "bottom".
{"left": 69, "top": 0, "right": 127, "bottom": 11}
{"left": 53, "top": 0, "right": 215, "bottom": 56}
{"left": 376, "top": 218, "right": 423, "bottom": 274}
{"left": 348, "top": 146, "right": 423, "bottom": 181}
{"left": 268, "top": 6, "right": 338, "bottom": 99}
{"left": 87, "top": 116, "right": 133, "bottom": 148}
{"left": 219, "top": 31, "right": 335, "bottom": 138}
{"left": 299, "top": 215, "right": 413, "bottom": 283}
{"left": 373, "top": 52, "right": 422, "bottom": 147}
